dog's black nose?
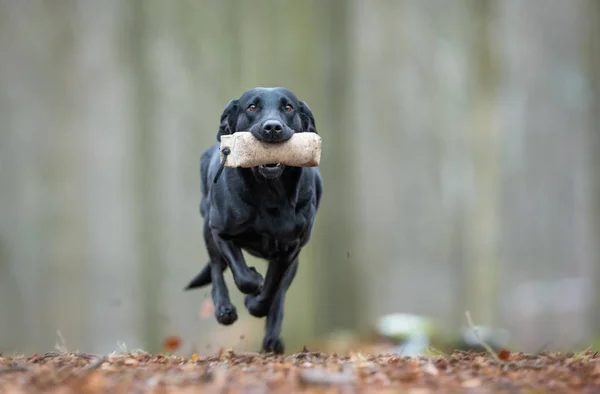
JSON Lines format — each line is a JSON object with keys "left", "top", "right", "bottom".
{"left": 263, "top": 120, "right": 283, "bottom": 135}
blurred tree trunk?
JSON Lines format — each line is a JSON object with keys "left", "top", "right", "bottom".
{"left": 462, "top": 0, "right": 501, "bottom": 328}
{"left": 73, "top": 2, "right": 146, "bottom": 353}
{"left": 0, "top": 1, "right": 145, "bottom": 353}
{"left": 586, "top": 0, "right": 600, "bottom": 340}
{"left": 130, "top": 0, "right": 162, "bottom": 353}
{"left": 0, "top": 1, "right": 92, "bottom": 352}
{"left": 311, "top": 0, "right": 361, "bottom": 337}
{"left": 129, "top": 0, "right": 244, "bottom": 353}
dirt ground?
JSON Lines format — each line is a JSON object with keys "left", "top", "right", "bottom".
{"left": 1, "top": 349, "right": 599, "bottom": 393}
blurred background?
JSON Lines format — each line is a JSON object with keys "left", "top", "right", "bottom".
{"left": 1, "top": 0, "right": 599, "bottom": 357}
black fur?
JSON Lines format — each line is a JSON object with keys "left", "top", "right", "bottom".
{"left": 185, "top": 87, "right": 322, "bottom": 354}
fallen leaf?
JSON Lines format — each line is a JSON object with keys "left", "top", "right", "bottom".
{"left": 124, "top": 358, "right": 139, "bottom": 366}
{"left": 498, "top": 348, "right": 511, "bottom": 361}
{"left": 162, "top": 336, "right": 182, "bottom": 352}
{"left": 299, "top": 368, "right": 354, "bottom": 386}
{"left": 422, "top": 362, "right": 439, "bottom": 376}
{"left": 462, "top": 378, "right": 481, "bottom": 388}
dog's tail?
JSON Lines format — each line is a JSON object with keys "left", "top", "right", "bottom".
{"left": 184, "top": 263, "right": 212, "bottom": 290}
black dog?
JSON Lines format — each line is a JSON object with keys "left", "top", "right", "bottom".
{"left": 185, "top": 87, "right": 322, "bottom": 354}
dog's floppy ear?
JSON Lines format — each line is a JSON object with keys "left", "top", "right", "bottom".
{"left": 298, "top": 101, "right": 317, "bottom": 134}
{"left": 217, "top": 99, "right": 239, "bottom": 142}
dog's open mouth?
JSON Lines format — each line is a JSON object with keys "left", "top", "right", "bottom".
{"left": 256, "top": 163, "right": 285, "bottom": 178}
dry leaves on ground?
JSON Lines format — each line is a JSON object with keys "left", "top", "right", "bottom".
{"left": 1, "top": 349, "right": 599, "bottom": 393}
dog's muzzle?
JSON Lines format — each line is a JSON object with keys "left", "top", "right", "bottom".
{"left": 252, "top": 119, "right": 294, "bottom": 143}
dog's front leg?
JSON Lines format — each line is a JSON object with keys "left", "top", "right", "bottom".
{"left": 210, "top": 229, "right": 264, "bottom": 294}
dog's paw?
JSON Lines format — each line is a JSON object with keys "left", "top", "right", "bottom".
{"left": 262, "top": 335, "right": 285, "bottom": 355}
{"left": 234, "top": 267, "right": 264, "bottom": 295}
{"left": 215, "top": 303, "right": 238, "bottom": 325}
{"left": 244, "top": 294, "right": 270, "bottom": 318}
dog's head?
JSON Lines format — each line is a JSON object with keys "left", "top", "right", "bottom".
{"left": 217, "top": 87, "right": 317, "bottom": 179}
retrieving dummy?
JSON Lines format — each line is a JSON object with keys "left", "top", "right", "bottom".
{"left": 219, "top": 131, "right": 322, "bottom": 168}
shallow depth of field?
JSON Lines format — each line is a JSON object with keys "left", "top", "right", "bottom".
{"left": 1, "top": 1, "right": 600, "bottom": 392}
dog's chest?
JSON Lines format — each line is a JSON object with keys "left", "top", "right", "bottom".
{"left": 234, "top": 230, "right": 299, "bottom": 260}
{"left": 252, "top": 205, "right": 304, "bottom": 240}
{"left": 233, "top": 206, "right": 307, "bottom": 259}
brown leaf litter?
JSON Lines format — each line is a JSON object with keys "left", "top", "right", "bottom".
{"left": 1, "top": 349, "right": 599, "bottom": 393}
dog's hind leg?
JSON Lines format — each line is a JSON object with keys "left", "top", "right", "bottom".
{"left": 261, "top": 257, "right": 299, "bottom": 354}
{"left": 209, "top": 259, "right": 237, "bottom": 325}
{"left": 204, "top": 223, "right": 238, "bottom": 325}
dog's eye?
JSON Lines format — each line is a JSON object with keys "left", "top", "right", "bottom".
{"left": 284, "top": 104, "right": 293, "bottom": 112}
{"left": 248, "top": 104, "right": 257, "bottom": 112}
